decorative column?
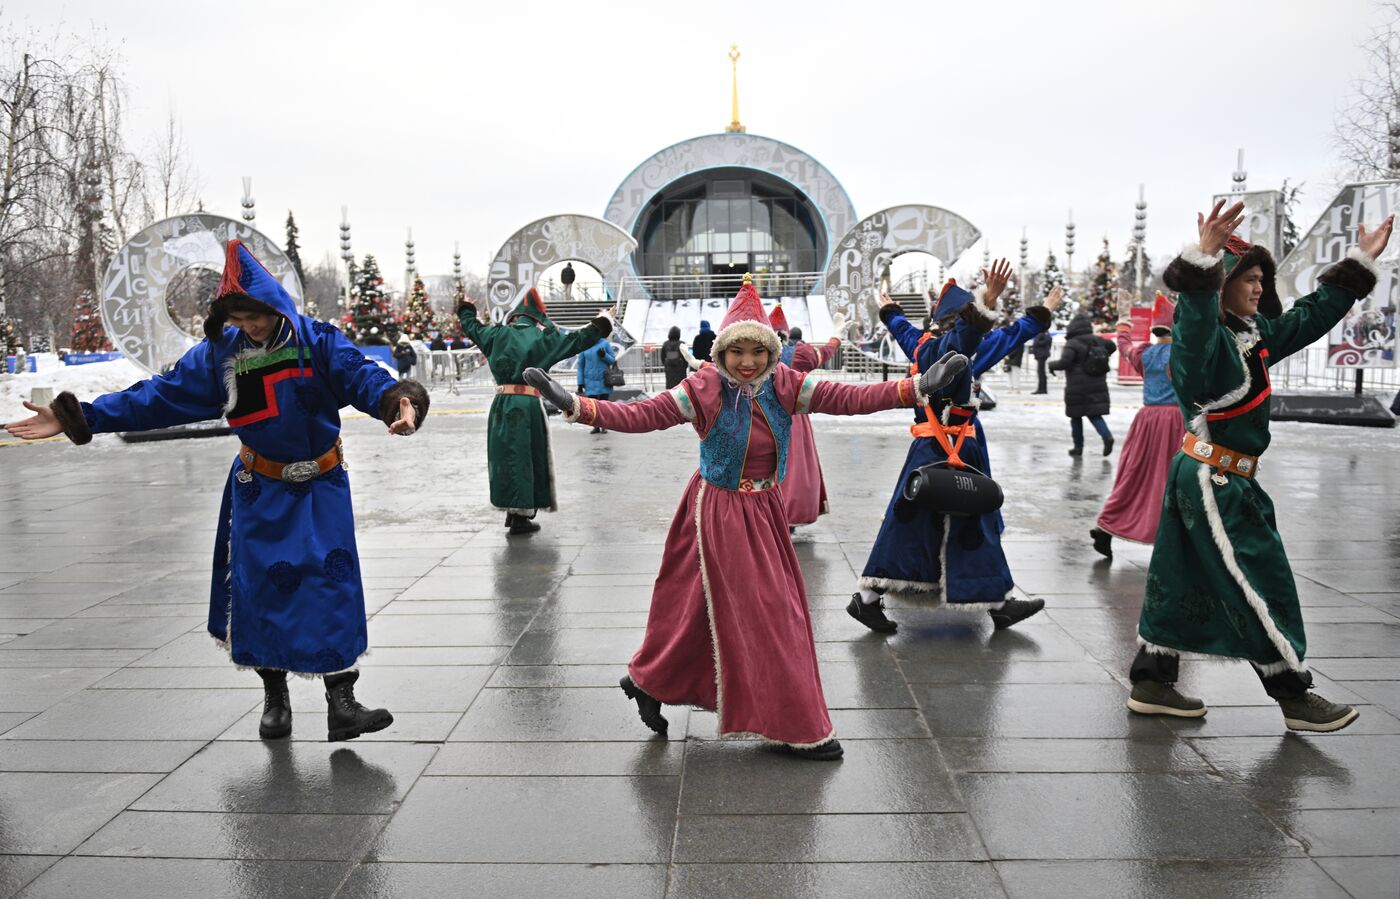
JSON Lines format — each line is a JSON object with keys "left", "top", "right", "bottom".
{"left": 1133, "top": 184, "right": 1148, "bottom": 301}
{"left": 339, "top": 207, "right": 353, "bottom": 315}
{"left": 240, "top": 177, "right": 255, "bottom": 224}
{"left": 1232, "top": 149, "right": 1247, "bottom": 193}
{"left": 405, "top": 227, "right": 417, "bottom": 297}
{"left": 725, "top": 45, "right": 746, "bottom": 133}
{"left": 1064, "top": 210, "right": 1076, "bottom": 298}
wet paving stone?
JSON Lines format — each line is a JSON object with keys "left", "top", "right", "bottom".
{"left": 994, "top": 858, "right": 1349, "bottom": 898}
{"left": 75, "top": 810, "right": 387, "bottom": 860}
{"left": 673, "top": 812, "right": 987, "bottom": 862}
{"left": 667, "top": 861, "right": 1006, "bottom": 899}
{"left": 337, "top": 862, "right": 667, "bottom": 899}
{"left": 17, "top": 857, "right": 354, "bottom": 899}
{"left": 0, "top": 771, "right": 162, "bottom": 853}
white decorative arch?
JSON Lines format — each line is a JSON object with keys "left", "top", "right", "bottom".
{"left": 101, "top": 214, "right": 302, "bottom": 375}
{"left": 823, "top": 205, "right": 982, "bottom": 363}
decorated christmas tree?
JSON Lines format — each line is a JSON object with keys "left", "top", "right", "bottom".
{"left": 1085, "top": 238, "right": 1118, "bottom": 326}
{"left": 70, "top": 289, "right": 111, "bottom": 352}
{"left": 348, "top": 254, "right": 392, "bottom": 345}
{"left": 400, "top": 274, "right": 434, "bottom": 339}
{"left": 1042, "top": 250, "right": 1072, "bottom": 326}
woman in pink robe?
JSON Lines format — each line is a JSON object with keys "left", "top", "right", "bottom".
{"left": 524, "top": 278, "right": 962, "bottom": 759}
{"left": 780, "top": 328, "right": 844, "bottom": 527}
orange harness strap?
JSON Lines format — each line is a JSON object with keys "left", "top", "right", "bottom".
{"left": 908, "top": 333, "right": 973, "bottom": 469}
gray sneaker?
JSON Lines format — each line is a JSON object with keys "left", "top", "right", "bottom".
{"left": 1126, "top": 681, "right": 1207, "bottom": 718}
{"left": 1279, "top": 692, "right": 1359, "bottom": 733}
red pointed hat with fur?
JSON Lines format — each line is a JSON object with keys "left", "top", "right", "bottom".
{"left": 1150, "top": 292, "right": 1176, "bottom": 334}
{"left": 714, "top": 274, "right": 782, "bottom": 382}
{"left": 768, "top": 302, "right": 790, "bottom": 333}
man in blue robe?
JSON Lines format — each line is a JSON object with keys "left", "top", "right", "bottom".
{"left": 5, "top": 240, "right": 428, "bottom": 742}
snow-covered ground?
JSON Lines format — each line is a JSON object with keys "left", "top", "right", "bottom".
{"left": 0, "top": 355, "right": 148, "bottom": 419}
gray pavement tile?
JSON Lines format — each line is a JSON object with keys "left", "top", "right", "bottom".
{"left": 673, "top": 812, "right": 987, "bottom": 862}
{"left": 73, "top": 602, "right": 207, "bottom": 618}
{"left": 0, "top": 771, "right": 162, "bottom": 854}
{"left": 0, "top": 666, "right": 116, "bottom": 712}
{"left": 1311, "top": 658, "right": 1400, "bottom": 680}
{"left": 994, "top": 859, "right": 1349, "bottom": 899}
{"left": 425, "top": 740, "right": 682, "bottom": 776}
{"left": 74, "top": 810, "right": 387, "bottom": 860}
{"left": 824, "top": 708, "right": 930, "bottom": 739}
{"left": 0, "top": 739, "right": 203, "bottom": 773}
{"left": 1300, "top": 605, "right": 1400, "bottom": 624}
{"left": 679, "top": 739, "right": 963, "bottom": 814}
{"left": 1281, "top": 808, "right": 1400, "bottom": 857}
{"left": 369, "top": 775, "right": 679, "bottom": 863}
{"left": 367, "top": 612, "right": 533, "bottom": 647}
{"left": 1313, "top": 856, "right": 1400, "bottom": 899}
{"left": 0, "top": 620, "right": 56, "bottom": 636}
{"left": 0, "top": 593, "right": 111, "bottom": 617}
{"left": 503, "top": 628, "right": 646, "bottom": 665}
{"left": 218, "top": 710, "right": 461, "bottom": 743}
{"left": 525, "top": 610, "right": 649, "bottom": 630}
{"left": 1299, "top": 569, "right": 1400, "bottom": 595}
{"left": 812, "top": 659, "right": 915, "bottom": 709}
{"left": 372, "top": 598, "right": 541, "bottom": 615}
{"left": 938, "top": 737, "right": 1212, "bottom": 773}
{"left": 888, "top": 618, "right": 1091, "bottom": 663}
{"left": 2, "top": 615, "right": 201, "bottom": 650}
{"left": 0, "top": 648, "right": 148, "bottom": 668}
{"left": 1306, "top": 623, "right": 1400, "bottom": 657}
{"left": 448, "top": 686, "right": 688, "bottom": 742}
{"left": 1341, "top": 680, "right": 1400, "bottom": 715}
{"left": 1160, "top": 704, "right": 1400, "bottom": 737}
{"left": 914, "top": 683, "right": 1172, "bottom": 739}
{"left": 561, "top": 572, "right": 656, "bottom": 588}
{"left": 1173, "top": 661, "right": 1367, "bottom": 707}
{"left": 126, "top": 632, "right": 242, "bottom": 667}
{"left": 131, "top": 743, "right": 436, "bottom": 814}
{"left": 355, "top": 646, "right": 506, "bottom": 666}
{"left": 2, "top": 687, "right": 257, "bottom": 741}
{"left": 0, "top": 855, "right": 58, "bottom": 898}
{"left": 336, "top": 862, "right": 667, "bottom": 899}
{"left": 550, "top": 584, "right": 655, "bottom": 612}
{"left": 959, "top": 772, "right": 1302, "bottom": 860}
{"left": 666, "top": 862, "right": 1006, "bottom": 899}
{"left": 93, "top": 666, "right": 260, "bottom": 689}
{"left": 15, "top": 857, "right": 352, "bottom": 899}
{"left": 485, "top": 664, "right": 623, "bottom": 688}
{"left": 1187, "top": 735, "right": 1400, "bottom": 809}
{"left": 899, "top": 659, "right": 1117, "bottom": 685}
{"left": 0, "top": 712, "right": 35, "bottom": 734}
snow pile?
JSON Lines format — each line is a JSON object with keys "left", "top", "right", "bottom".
{"left": 0, "top": 355, "right": 148, "bottom": 419}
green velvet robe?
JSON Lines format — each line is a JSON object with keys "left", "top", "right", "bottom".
{"left": 459, "top": 306, "right": 608, "bottom": 512}
{"left": 1137, "top": 247, "right": 1377, "bottom": 673}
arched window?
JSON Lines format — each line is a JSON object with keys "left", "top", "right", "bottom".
{"left": 635, "top": 168, "right": 824, "bottom": 299}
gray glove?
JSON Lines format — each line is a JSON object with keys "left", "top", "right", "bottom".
{"left": 522, "top": 367, "right": 576, "bottom": 415}
{"left": 918, "top": 351, "right": 969, "bottom": 397}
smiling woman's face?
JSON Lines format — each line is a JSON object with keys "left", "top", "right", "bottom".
{"left": 725, "top": 339, "right": 769, "bottom": 382}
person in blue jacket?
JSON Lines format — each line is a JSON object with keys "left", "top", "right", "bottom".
{"left": 576, "top": 337, "right": 617, "bottom": 434}
{"left": 849, "top": 260, "right": 1061, "bottom": 634}
{"left": 4, "top": 240, "right": 429, "bottom": 743}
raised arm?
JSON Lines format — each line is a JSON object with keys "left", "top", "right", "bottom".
{"left": 1115, "top": 324, "right": 1148, "bottom": 374}
{"left": 456, "top": 301, "right": 496, "bottom": 354}
{"left": 971, "top": 306, "right": 1052, "bottom": 378}
{"left": 878, "top": 300, "right": 926, "bottom": 361}
{"left": 1263, "top": 242, "right": 1387, "bottom": 361}
{"left": 539, "top": 313, "right": 614, "bottom": 368}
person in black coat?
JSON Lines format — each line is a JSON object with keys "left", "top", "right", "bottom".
{"left": 1030, "top": 329, "right": 1053, "bottom": 394}
{"left": 691, "top": 319, "right": 716, "bottom": 362}
{"left": 1047, "top": 312, "right": 1116, "bottom": 456}
{"left": 659, "top": 326, "right": 688, "bottom": 389}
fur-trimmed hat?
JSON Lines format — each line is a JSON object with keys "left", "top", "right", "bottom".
{"left": 507, "top": 288, "right": 554, "bottom": 330}
{"left": 930, "top": 279, "right": 978, "bottom": 321}
{"left": 1151, "top": 292, "right": 1176, "bottom": 336}
{"left": 713, "top": 273, "right": 781, "bottom": 384}
{"left": 1223, "top": 236, "right": 1281, "bottom": 320}
{"left": 768, "top": 302, "right": 790, "bottom": 334}
{"left": 204, "top": 240, "right": 298, "bottom": 340}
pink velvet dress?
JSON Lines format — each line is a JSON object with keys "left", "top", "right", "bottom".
{"left": 573, "top": 364, "right": 918, "bottom": 747}
{"left": 782, "top": 339, "right": 841, "bottom": 525}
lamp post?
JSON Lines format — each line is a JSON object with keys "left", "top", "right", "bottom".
{"left": 1232, "top": 148, "right": 1248, "bottom": 193}
{"left": 339, "top": 207, "right": 353, "bottom": 318}
{"left": 404, "top": 227, "right": 416, "bottom": 299}
{"left": 1064, "top": 210, "right": 1076, "bottom": 299}
{"left": 240, "top": 177, "right": 255, "bottom": 224}
{"left": 1134, "top": 184, "right": 1147, "bottom": 302}
{"left": 1019, "top": 228, "right": 1029, "bottom": 313}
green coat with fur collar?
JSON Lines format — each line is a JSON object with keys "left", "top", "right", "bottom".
{"left": 1136, "top": 246, "right": 1378, "bottom": 672}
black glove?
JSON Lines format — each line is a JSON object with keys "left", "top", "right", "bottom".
{"left": 456, "top": 301, "right": 478, "bottom": 321}
{"left": 918, "top": 351, "right": 969, "bottom": 397}
{"left": 523, "top": 367, "right": 576, "bottom": 414}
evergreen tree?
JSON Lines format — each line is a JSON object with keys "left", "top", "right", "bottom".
{"left": 1085, "top": 238, "right": 1118, "bottom": 326}
{"left": 70, "top": 289, "right": 110, "bottom": 352}
{"left": 1119, "top": 241, "right": 1155, "bottom": 302}
{"left": 284, "top": 211, "right": 308, "bottom": 314}
{"left": 348, "top": 254, "right": 392, "bottom": 344}
{"left": 400, "top": 274, "right": 434, "bottom": 338}
{"left": 1042, "top": 250, "right": 1071, "bottom": 326}
{"left": 1280, "top": 178, "right": 1304, "bottom": 257}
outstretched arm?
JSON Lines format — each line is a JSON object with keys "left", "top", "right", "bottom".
{"left": 319, "top": 327, "right": 430, "bottom": 432}
{"left": 540, "top": 311, "right": 615, "bottom": 368}
{"left": 523, "top": 366, "right": 689, "bottom": 433}
{"left": 804, "top": 352, "right": 967, "bottom": 416}
{"left": 971, "top": 306, "right": 1053, "bottom": 378}
{"left": 879, "top": 298, "right": 925, "bottom": 361}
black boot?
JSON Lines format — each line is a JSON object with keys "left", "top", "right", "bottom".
{"left": 989, "top": 598, "right": 1045, "bottom": 629}
{"left": 620, "top": 675, "right": 668, "bottom": 734}
{"left": 1090, "top": 527, "right": 1113, "bottom": 559}
{"left": 505, "top": 512, "right": 540, "bottom": 535}
{"left": 324, "top": 670, "right": 393, "bottom": 742}
{"left": 256, "top": 668, "right": 292, "bottom": 740}
{"left": 846, "top": 593, "right": 898, "bottom": 634}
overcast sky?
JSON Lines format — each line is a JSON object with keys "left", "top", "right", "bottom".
{"left": 7, "top": 0, "right": 1390, "bottom": 288}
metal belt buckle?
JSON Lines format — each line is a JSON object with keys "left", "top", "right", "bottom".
{"left": 1211, "top": 470, "right": 1229, "bottom": 487}
{"left": 281, "top": 460, "right": 321, "bottom": 483}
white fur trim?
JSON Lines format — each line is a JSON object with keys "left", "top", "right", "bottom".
{"left": 1251, "top": 658, "right": 1303, "bottom": 678}
{"left": 762, "top": 733, "right": 838, "bottom": 751}
{"left": 858, "top": 575, "right": 940, "bottom": 594}
{"left": 1134, "top": 636, "right": 1219, "bottom": 661}
{"left": 1347, "top": 244, "right": 1383, "bottom": 279}
{"left": 713, "top": 320, "right": 781, "bottom": 385}
{"left": 1188, "top": 317, "right": 1257, "bottom": 440}
{"left": 542, "top": 398, "right": 558, "bottom": 512}
{"left": 964, "top": 286, "right": 997, "bottom": 326}
{"left": 560, "top": 393, "right": 583, "bottom": 423}
{"left": 1179, "top": 242, "right": 1224, "bottom": 270}
{"left": 1194, "top": 462, "right": 1304, "bottom": 672}
{"left": 693, "top": 480, "right": 727, "bottom": 730}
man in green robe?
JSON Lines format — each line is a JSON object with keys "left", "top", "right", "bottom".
{"left": 1127, "top": 199, "right": 1392, "bottom": 733}
{"left": 457, "top": 288, "right": 613, "bottom": 534}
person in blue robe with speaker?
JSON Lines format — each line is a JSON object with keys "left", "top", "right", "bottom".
{"left": 5, "top": 240, "right": 429, "bottom": 742}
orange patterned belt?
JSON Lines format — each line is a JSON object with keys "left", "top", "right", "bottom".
{"left": 1182, "top": 432, "right": 1259, "bottom": 485}
{"left": 496, "top": 384, "right": 540, "bottom": 397}
{"left": 237, "top": 439, "right": 344, "bottom": 484}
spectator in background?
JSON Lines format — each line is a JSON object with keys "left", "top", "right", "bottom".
{"left": 1031, "top": 329, "right": 1053, "bottom": 394}
{"left": 562, "top": 262, "right": 576, "bottom": 302}
{"left": 692, "top": 319, "right": 716, "bottom": 362}
{"left": 1004, "top": 339, "right": 1025, "bottom": 392}
{"left": 429, "top": 333, "right": 448, "bottom": 351}
{"left": 1048, "top": 312, "right": 1116, "bottom": 456}
{"left": 393, "top": 336, "right": 418, "bottom": 380}
{"left": 576, "top": 337, "right": 617, "bottom": 434}
{"left": 660, "top": 326, "right": 688, "bottom": 389}
{"left": 450, "top": 334, "right": 468, "bottom": 351}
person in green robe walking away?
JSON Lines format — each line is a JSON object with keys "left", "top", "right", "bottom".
{"left": 1127, "top": 199, "right": 1393, "bottom": 733}
{"left": 457, "top": 288, "right": 613, "bottom": 534}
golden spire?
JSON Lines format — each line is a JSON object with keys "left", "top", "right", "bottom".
{"left": 726, "top": 45, "right": 746, "bottom": 133}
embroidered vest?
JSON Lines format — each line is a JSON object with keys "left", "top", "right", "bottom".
{"left": 698, "top": 381, "right": 792, "bottom": 490}
{"left": 1140, "top": 343, "right": 1176, "bottom": 407}
{"left": 780, "top": 343, "right": 796, "bottom": 366}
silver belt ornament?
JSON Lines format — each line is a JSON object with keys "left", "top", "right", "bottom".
{"left": 236, "top": 458, "right": 331, "bottom": 484}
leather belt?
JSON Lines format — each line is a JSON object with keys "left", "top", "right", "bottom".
{"left": 237, "top": 439, "right": 344, "bottom": 484}
{"left": 496, "top": 384, "right": 540, "bottom": 397}
{"left": 910, "top": 421, "right": 976, "bottom": 440}
{"left": 1182, "top": 433, "right": 1259, "bottom": 485}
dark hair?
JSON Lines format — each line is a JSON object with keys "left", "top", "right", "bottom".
{"left": 788, "top": 327, "right": 803, "bottom": 342}
{"left": 222, "top": 293, "right": 276, "bottom": 316}
{"left": 668, "top": 326, "right": 681, "bottom": 340}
